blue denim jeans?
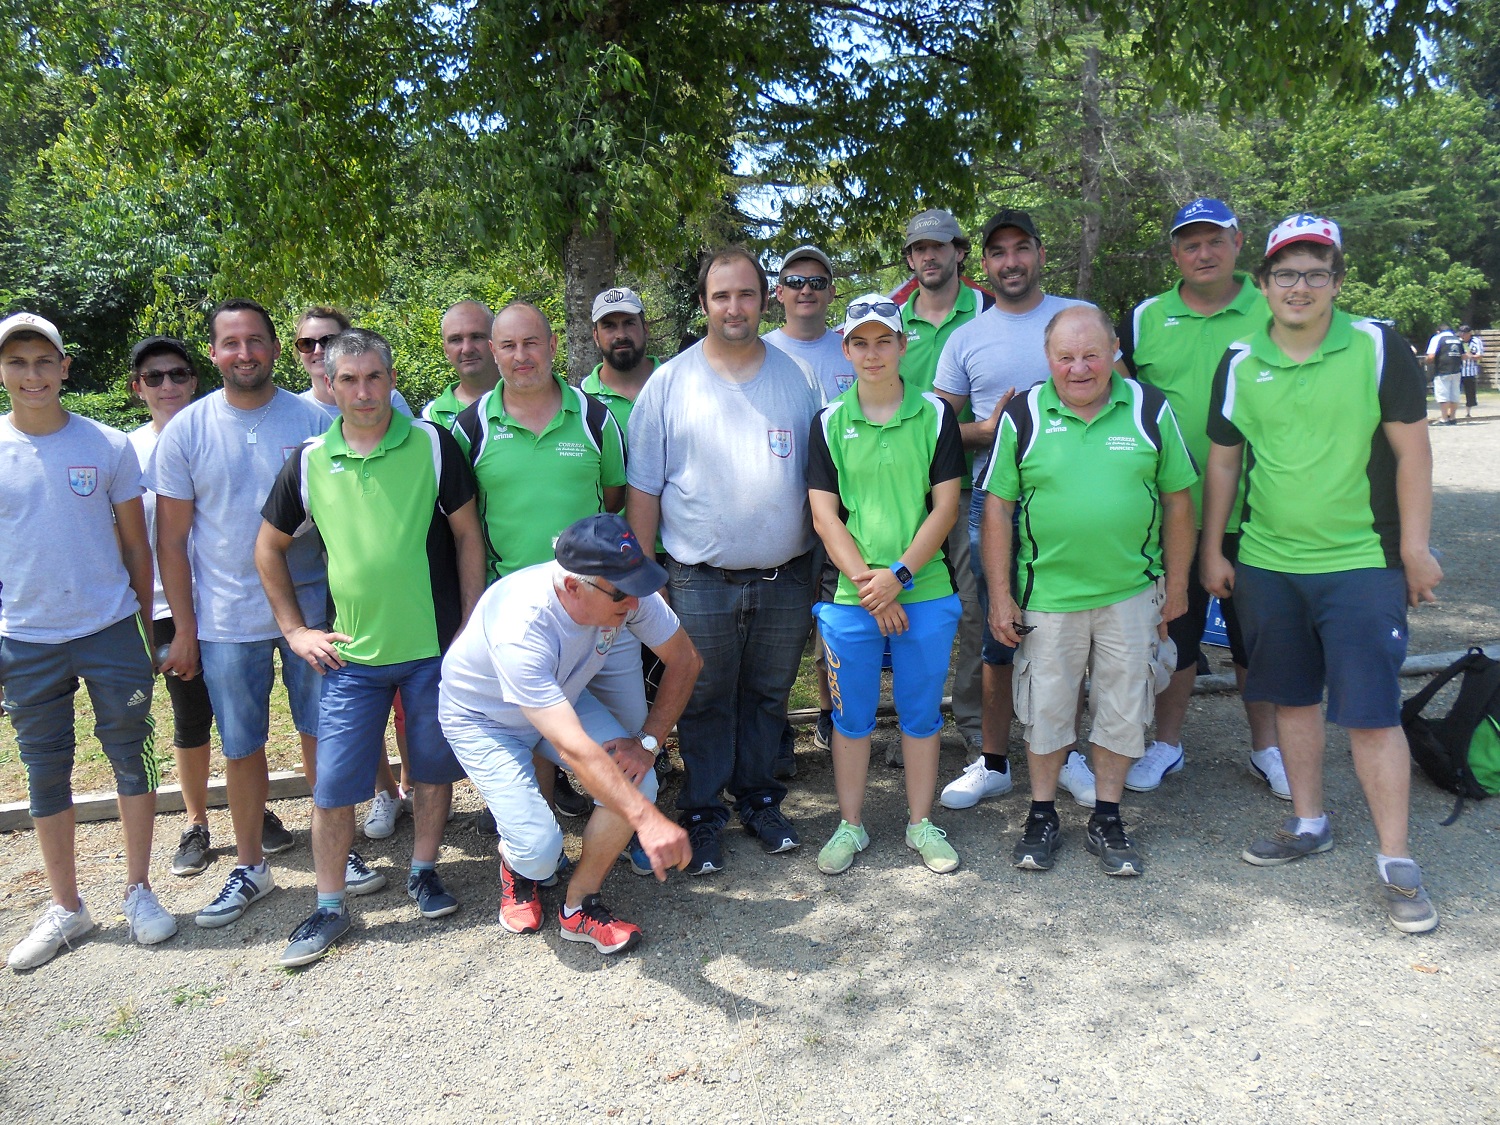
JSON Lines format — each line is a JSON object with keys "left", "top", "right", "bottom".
{"left": 666, "top": 552, "right": 815, "bottom": 817}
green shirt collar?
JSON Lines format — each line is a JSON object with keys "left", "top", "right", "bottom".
{"left": 582, "top": 361, "right": 659, "bottom": 400}
{"left": 1247, "top": 308, "right": 1354, "bottom": 368}
{"left": 327, "top": 407, "right": 413, "bottom": 461}
{"left": 1038, "top": 372, "right": 1130, "bottom": 423}
{"left": 839, "top": 379, "right": 927, "bottom": 426}
{"left": 485, "top": 376, "right": 577, "bottom": 425}
{"left": 1159, "top": 271, "right": 1261, "bottom": 320}
{"left": 902, "top": 281, "right": 978, "bottom": 331}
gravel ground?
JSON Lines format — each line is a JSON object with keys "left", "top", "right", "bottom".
{"left": 1, "top": 406, "right": 1497, "bottom": 1124}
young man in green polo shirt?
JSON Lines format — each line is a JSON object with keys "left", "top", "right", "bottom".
{"left": 256, "top": 328, "right": 487, "bottom": 966}
{"left": 581, "top": 287, "right": 659, "bottom": 437}
{"left": 1201, "top": 215, "right": 1442, "bottom": 934}
{"left": 421, "top": 300, "right": 502, "bottom": 430}
{"left": 1117, "top": 198, "right": 1285, "bottom": 799}
{"left": 982, "top": 305, "right": 1197, "bottom": 877}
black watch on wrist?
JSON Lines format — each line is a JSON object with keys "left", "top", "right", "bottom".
{"left": 889, "top": 562, "right": 915, "bottom": 591}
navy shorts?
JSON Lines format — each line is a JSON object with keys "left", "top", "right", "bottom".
{"left": 1233, "top": 564, "right": 1407, "bottom": 729}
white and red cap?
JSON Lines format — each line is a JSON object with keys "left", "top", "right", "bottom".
{"left": 1264, "top": 214, "right": 1341, "bottom": 258}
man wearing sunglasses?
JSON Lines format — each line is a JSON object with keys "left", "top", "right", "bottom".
{"left": 1201, "top": 214, "right": 1442, "bottom": 934}
{"left": 763, "top": 244, "right": 854, "bottom": 400}
{"left": 292, "top": 307, "right": 412, "bottom": 422}
{"left": 934, "top": 209, "right": 1098, "bottom": 814}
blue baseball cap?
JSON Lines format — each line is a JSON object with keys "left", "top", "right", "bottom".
{"left": 554, "top": 514, "right": 667, "bottom": 598}
{"left": 1169, "top": 198, "right": 1238, "bottom": 236}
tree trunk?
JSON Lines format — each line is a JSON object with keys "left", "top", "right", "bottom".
{"left": 1076, "top": 41, "right": 1104, "bottom": 302}
{"left": 562, "top": 216, "right": 617, "bottom": 384}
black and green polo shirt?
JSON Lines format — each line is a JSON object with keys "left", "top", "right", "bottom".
{"left": 1206, "top": 311, "right": 1426, "bottom": 574}
{"left": 982, "top": 374, "right": 1198, "bottom": 612}
{"left": 420, "top": 382, "right": 470, "bottom": 431}
{"left": 806, "top": 382, "right": 965, "bottom": 605}
{"left": 262, "top": 411, "right": 476, "bottom": 666}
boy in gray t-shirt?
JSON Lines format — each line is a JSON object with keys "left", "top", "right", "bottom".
{"left": 0, "top": 312, "right": 177, "bottom": 971}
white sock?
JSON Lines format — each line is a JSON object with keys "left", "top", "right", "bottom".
{"left": 1250, "top": 745, "right": 1281, "bottom": 762}
{"left": 1294, "top": 815, "right": 1328, "bottom": 836}
{"left": 1376, "top": 853, "right": 1413, "bottom": 882}
{"left": 248, "top": 860, "right": 269, "bottom": 875}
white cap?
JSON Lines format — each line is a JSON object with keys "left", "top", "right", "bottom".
{"left": 0, "top": 312, "right": 65, "bottom": 356}
{"left": 591, "top": 287, "right": 645, "bottom": 322}
{"left": 1265, "top": 214, "right": 1341, "bottom": 258}
{"left": 841, "top": 293, "right": 904, "bottom": 336}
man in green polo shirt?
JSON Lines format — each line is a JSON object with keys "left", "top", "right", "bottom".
{"left": 982, "top": 305, "right": 1197, "bottom": 877}
{"left": 256, "top": 328, "right": 487, "bottom": 966}
{"left": 1201, "top": 214, "right": 1442, "bottom": 934}
{"left": 1117, "top": 198, "right": 1285, "bottom": 800}
{"left": 422, "top": 300, "right": 502, "bottom": 429}
{"left": 581, "top": 286, "right": 659, "bottom": 446}
{"left": 452, "top": 301, "right": 627, "bottom": 583}
{"left": 896, "top": 208, "right": 992, "bottom": 762}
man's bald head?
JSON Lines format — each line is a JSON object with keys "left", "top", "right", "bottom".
{"left": 1043, "top": 304, "right": 1116, "bottom": 358}
{"left": 441, "top": 299, "right": 499, "bottom": 387}
{"left": 493, "top": 301, "right": 553, "bottom": 340}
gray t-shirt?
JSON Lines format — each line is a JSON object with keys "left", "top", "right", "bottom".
{"left": 299, "top": 386, "right": 414, "bottom": 420}
{"left": 0, "top": 413, "right": 143, "bottom": 643}
{"left": 934, "top": 294, "right": 1094, "bottom": 470}
{"left": 763, "top": 328, "right": 855, "bottom": 400}
{"left": 149, "top": 388, "right": 330, "bottom": 643}
{"left": 627, "top": 340, "right": 824, "bottom": 569}
{"left": 439, "top": 561, "right": 679, "bottom": 736}
{"left": 127, "top": 424, "right": 171, "bottom": 621}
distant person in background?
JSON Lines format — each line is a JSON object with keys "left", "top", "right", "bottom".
{"left": 294, "top": 307, "right": 412, "bottom": 421}
{"left": 1459, "top": 325, "right": 1483, "bottom": 420}
{"left": 423, "top": 300, "right": 502, "bottom": 429}
{"left": 126, "top": 336, "right": 219, "bottom": 878}
{"left": 1425, "top": 323, "right": 1464, "bottom": 426}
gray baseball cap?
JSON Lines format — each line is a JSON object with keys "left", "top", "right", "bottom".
{"left": 778, "top": 244, "right": 834, "bottom": 276}
{"left": 903, "top": 209, "right": 965, "bottom": 250}
{"left": 591, "top": 286, "right": 645, "bottom": 322}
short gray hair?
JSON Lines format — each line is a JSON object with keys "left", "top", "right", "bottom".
{"left": 324, "top": 328, "right": 393, "bottom": 381}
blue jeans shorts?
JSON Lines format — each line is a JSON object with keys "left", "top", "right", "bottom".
{"left": 1, "top": 615, "right": 158, "bottom": 818}
{"left": 198, "top": 633, "right": 324, "bottom": 760}
{"left": 1233, "top": 564, "right": 1408, "bottom": 729}
{"left": 314, "top": 656, "right": 463, "bottom": 808}
{"left": 814, "top": 595, "right": 961, "bottom": 739}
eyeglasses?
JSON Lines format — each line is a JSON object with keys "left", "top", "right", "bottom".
{"left": 779, "top": 275, "right": 830, "bottom": 291}
{"left": 846, "top": 301, "right": 900, "bottom": 320}
{"left": 1268, "top": 269, "right": 1334, "bottom": 289}
{"left": 294, "top": 333, "right": 339, "bottom": 355}
{"left": 138, "top": 368, "right": 195, "bottom": 387}
{"left": 579, "top": 577, "right": 631, "bottom": 603}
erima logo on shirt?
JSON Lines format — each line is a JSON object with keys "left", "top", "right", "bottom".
{"left": 329, "top": 462, "right": 346, "bottom": 473}
{"left": 1045, "top": 421, "right": 1068, "bottom": 434}
{"left": 1163, "top": 317, "right": 1180, "bottom": 327}
{"left": 907, "top": 330, "right": 922, "bottom": 343}
{"left": 1256, "top": 370, "right": 1273, "bottom": 382}
{"left": 843, "top": 426, "right": 859, "bottom": 441}
{"left": 494, "top": 430, "right": 514, "bottom": 439}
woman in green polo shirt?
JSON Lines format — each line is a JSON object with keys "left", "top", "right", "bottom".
{"left": 806, "top": 295, "right": 966, "bottom": 875}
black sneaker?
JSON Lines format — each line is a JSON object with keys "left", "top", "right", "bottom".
{"left": 681, "top": 811, "right": 725, "bottom": 876}
{"left": 1012, "top": 812, "right": 1062, "bottom": 871}
{"left": 171, "top": 824, "right": 212, "bottom": 876}
{"left": 553, "top": 772, "right": 592, "bottom": 819}
{"left": 475, "top": 806, "right": 499, "bottom": 836}
{"left": 741, "top": 796, "right": 801, "bottom": 854}
{"left": 262, "top": 808, "right": 296, "bottom": 855}
{"left": 407, "top": 868, "right": 460, "bottom": 919}
{"left": 1086, "top": 814, "right": 1144, "bottom": 876}
{"left": 279, "top": 907, "right": 351, "bottom": 968}
{"left": 773, "top": 722, "right": 798, "bottom": 780}
{"left": 813, "top": 710, "right": 833, "bottom": 753}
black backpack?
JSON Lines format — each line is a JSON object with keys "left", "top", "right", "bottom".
{"left": 1434, "top": 333, "right": 1465, "bottom": 375}
{"left": 1400, "top": 647, "right": 1500, "bottom": 824}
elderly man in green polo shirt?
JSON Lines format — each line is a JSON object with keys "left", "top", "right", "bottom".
{"left": 981, "top": 305, "right": 1197, "bottom": 877}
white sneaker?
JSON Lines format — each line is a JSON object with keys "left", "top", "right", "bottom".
{"left": 1058, "top": 751, "right": 1097, "bottom": 808}
{"left": 939, "top": 757, "right": 1014, "bottom": 809}
{"left": 363, "top": 789, "right": 406, "bottom": 840}
{"left": 8, "top": 900, "right": 95, "bottom": 971}
{"left": 345, "top": 850, "right": 387, "bottom": 896}
{"left": 195, "top": 864, "right": 275, "bottom": 928}
{"left": 1250, "top": 747, "right": 1293, "bottom": 801}
{"left": 1125, "top": 741, "right": 1184, "bottom": 792}
{"left": 123, "top": 884, "right": 178, "bottom": 945}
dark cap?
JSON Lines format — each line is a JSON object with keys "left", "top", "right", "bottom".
{"left": 903, "top": 209, "right": 965, "bottom": 250}
{"left": 131, "top": 335, "right": 193, "bottom": 371}
{"left": 980, "top": 209, "right": 1041, "bottom": 248}
{"left": 554, "top": 514, "right": 667, "bottom": 598}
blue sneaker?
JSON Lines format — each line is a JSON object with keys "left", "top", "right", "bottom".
{"left": 624, "top": 836, "right": 653, "bottom": 876}
{"left": 279, "top": 907, "right": 351, "bottom": 967}
{"left": 538, "top": 853, "right": 573, "bottom": 888}
{"left": 407, "top": 869, "right": 460, "bottom": 919}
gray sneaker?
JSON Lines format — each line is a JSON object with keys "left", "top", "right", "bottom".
{"left": 279, "top": 908, "right": 352, "bottom": 967}
{"left": 1241, "top": 817, "right": 1333, "bottom": 867}
{"left": 1381, "top": 860, "right": 1439, "bottom": 934}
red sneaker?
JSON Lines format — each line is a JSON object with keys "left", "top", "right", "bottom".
{"left": 558, "top": 894, "right": 642, "bottom": 954}
{"left": 498, "top": 862, "right": 542, "bottom": 934}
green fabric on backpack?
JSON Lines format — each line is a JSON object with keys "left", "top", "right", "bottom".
{"left": 1470, "top": 716, "right": 1500, "bottom": 796}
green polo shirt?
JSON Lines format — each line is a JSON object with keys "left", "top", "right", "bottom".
{"left": 581, "top": 361, "right": 660, "bottom": 438}
{"left": 1119, "top": 273, "right": 1267, "bottom": 529}
{"left": 420, "top": 382, "right": 474, "bottom": 431}
{"left": 452, "top": 378, "right": 626, "bottom": 582}
{"left": 983, "top": 375, "right": 1198, "bottom": 613}
{"left": 1206, "top": 311, "right": 1426, "bottom": 575}
{"left": 901, "top": 283, "right": 985, "bottom": 488}
{"left": 261, "top": 412, "right": 476, "bottom": 665}
{"left": 806, "top": 382, "right": 966, "bottom": 605}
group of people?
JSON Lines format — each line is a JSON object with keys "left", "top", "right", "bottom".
{"left": 1, "top": 198, "right": 1446, "bottom": 974}
{"left": 1425, "top": 323, "right": 1486, "bottom": 425}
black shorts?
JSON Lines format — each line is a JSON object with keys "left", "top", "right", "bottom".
{"left": 155, "top": 616, "right": 215, "bottom": 749}
{"left": 1168, "top": 534, "right": 1249, "bottom": 671}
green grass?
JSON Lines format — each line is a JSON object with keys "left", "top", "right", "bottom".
{"left": 167, "top": 983, "right": 221, "bottom": 1008}
{"left": 99, "top": 999, "right": 143, "bottom": 1041}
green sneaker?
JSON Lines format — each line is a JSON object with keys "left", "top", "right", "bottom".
{"left": 905, "top": 819, "right": 960, "bottom": 873}
{"left": 817, "top": 820, "right": 869, "bottom": 875}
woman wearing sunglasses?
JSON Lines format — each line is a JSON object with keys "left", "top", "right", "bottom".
{"left": 294, "top": 306, "right": 414, "bottom": 422}
{"left": 806, "top": 296, "right": 966, "bottom": 875}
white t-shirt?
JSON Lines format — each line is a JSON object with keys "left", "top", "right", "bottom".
{"left": 148, "top": 388, "right": 330, "bottom": 643}
{"left": 763, "top": 328, "right": 855, "bottom": 399}
{"left": 0, "top": 414, "right": 143, "bottom": 643}
{"left": 439, "top": 561, "right": 679, "bottom": 737}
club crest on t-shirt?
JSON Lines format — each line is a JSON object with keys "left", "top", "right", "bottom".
{"left": 596, "top": 625, "right": 620, "bottom": 655}
{"left": 68, "top": 466, "right": 97, "bottom": 496}
{"left": 768, "top": 430, "right": 793, "bottom": 458}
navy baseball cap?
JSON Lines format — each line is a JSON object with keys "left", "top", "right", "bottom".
{"left": 555, "top": 514, "right": 667, "bottom": 598}
{"left": 1169, "top": 199, "right": 1238, "bottom": 236}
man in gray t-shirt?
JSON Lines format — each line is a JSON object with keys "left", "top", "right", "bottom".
{"left": 627, "top": 248, "right": 823, "bottom": 875}
{"left": 932, "top": 210, "right": 1098, "bottom": 813}
{"left": 151, "top": 298, "right": 334, "bottom": 930}
{"left": 762, "top": 244, "right": 854, "bottom": 400}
